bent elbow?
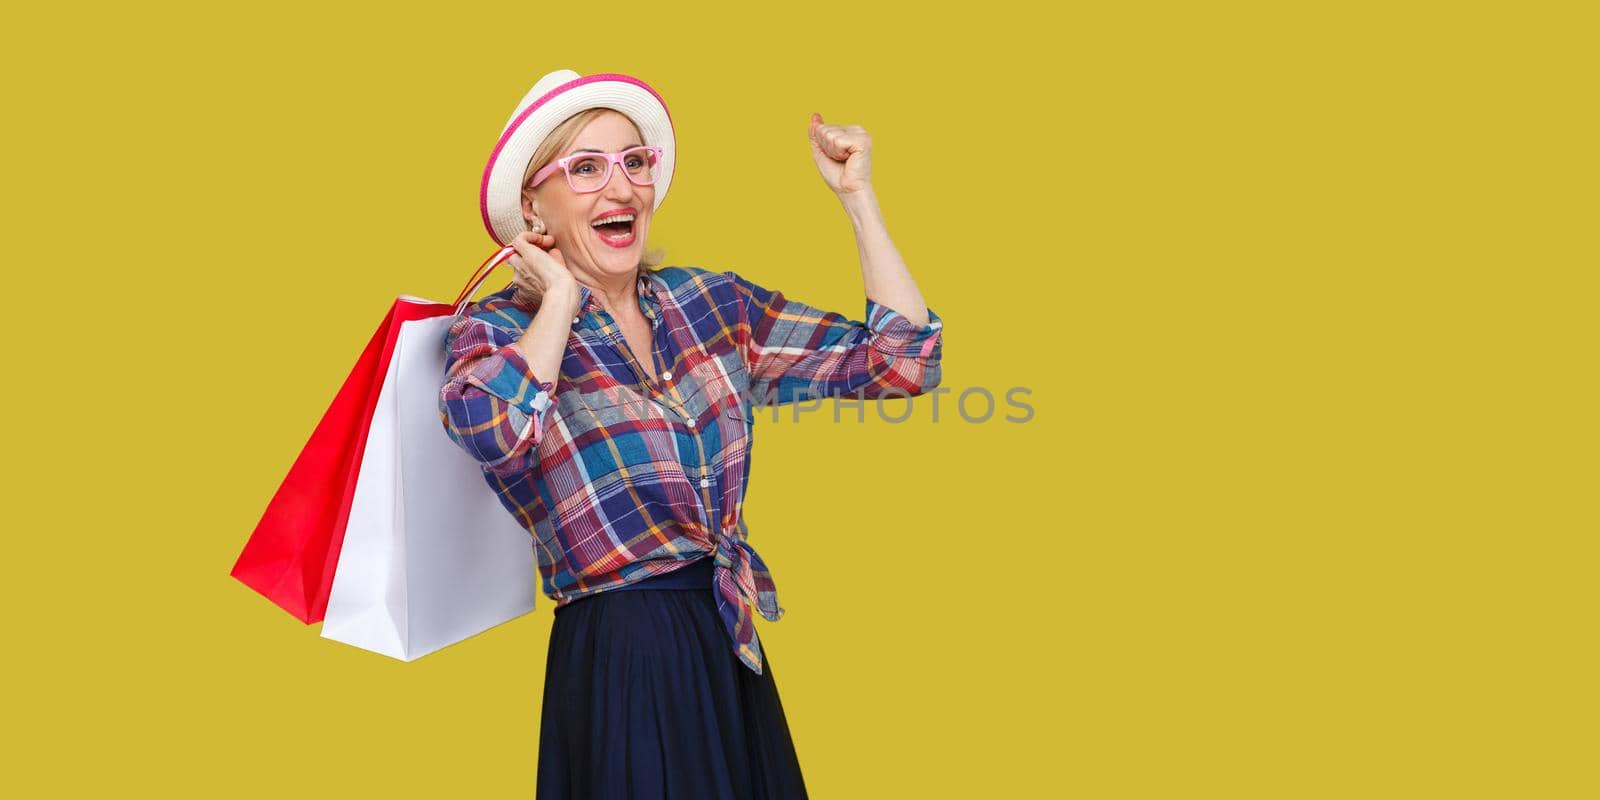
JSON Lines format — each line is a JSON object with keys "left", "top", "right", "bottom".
{"left": 437, "top": 386, "right": 541, "bottom": 474}
{"left": 916, "top": 359, "right": 943, "bottom": 396}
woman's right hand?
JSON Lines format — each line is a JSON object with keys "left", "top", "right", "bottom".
{"left": 508, "top": 231, "right": 581, "bottom": 318}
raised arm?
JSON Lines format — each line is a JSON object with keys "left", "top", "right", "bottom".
{"left": 808, "top": 112, "right": 934, "bottom": 327}
{"left": 437, "top": 232, "right": 581, "bottom": 473}
{"left": 727, "top": 114, "right": 946, "bottom": 407}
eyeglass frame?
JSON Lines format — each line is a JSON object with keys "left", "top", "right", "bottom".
{"left": 525, "top": 145, "right": 665, "bottom": 194}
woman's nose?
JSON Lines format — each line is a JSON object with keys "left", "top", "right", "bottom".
{"left": 601, "top": 161, "right": 638, "bottom": 199}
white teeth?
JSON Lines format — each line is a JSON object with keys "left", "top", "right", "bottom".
{"left": 591, "top": 213, "right": 636, "bottom": 227}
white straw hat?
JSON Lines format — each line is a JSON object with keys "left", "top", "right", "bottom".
{"left": 478, "top": 69, "right": 677, "bottom": 247}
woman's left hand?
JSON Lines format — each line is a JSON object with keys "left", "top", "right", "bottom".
{"left": 808, "top": 113, "right": 873, "bottom": 196}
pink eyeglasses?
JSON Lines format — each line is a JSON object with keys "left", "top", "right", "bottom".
{"left": 527, "top": 146, "right": 664, "bottom": 194}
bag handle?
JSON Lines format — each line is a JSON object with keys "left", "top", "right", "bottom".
{"left": 451, "top": 245, "right": 517, "bottom": 318}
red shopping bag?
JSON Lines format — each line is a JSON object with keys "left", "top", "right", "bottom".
{"left": 230, "top": 247, "right": 514, "bottom": 624}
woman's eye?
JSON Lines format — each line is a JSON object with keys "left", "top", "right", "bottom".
{"left": 574, "top": 164, "right": 597, "bottom": 175}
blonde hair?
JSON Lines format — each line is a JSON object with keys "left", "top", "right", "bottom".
{"left": 514, "top": 108, "right": 666, "bottom": 307}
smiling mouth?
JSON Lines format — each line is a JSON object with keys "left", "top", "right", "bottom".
{"left": 591, "top": 218, "right": 638, "bottom": 247}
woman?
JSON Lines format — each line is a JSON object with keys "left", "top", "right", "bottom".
{"left": 439, "top": 69, "right": 944, "bottom": 799}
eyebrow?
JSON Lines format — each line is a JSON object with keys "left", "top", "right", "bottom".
{"left": 571, "top": 143, "right": 644, "bottom": 154}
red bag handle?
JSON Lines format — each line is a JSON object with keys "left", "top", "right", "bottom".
{"left": 449, "top": 245, "right": 517, "bottom": 316}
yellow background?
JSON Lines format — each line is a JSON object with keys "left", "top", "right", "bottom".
{"left": 4, "top": 1, "right": 1594, "bottom": 797}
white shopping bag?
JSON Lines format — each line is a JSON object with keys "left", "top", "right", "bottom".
{"left": 321, "top": 248, "right": 538, "bottom": 661}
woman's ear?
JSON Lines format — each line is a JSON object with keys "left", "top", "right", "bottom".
{"left": 521, "top": 189, "right": 542, "bottom": 229}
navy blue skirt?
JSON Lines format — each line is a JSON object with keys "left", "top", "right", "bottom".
{"left": 537, "top": 556, "right": 809, "bottom": 799}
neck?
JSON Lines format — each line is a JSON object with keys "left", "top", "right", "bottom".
{"left": 576, "top": 266, "right": 641, "bottom": 315}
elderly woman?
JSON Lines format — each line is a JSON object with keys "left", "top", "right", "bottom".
{"left": 439, "top": 69, "right": 943, "bottom": 798}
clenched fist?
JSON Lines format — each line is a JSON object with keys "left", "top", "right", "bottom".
{"left": 808, "top": 112, "right": 873, "bottom": 196}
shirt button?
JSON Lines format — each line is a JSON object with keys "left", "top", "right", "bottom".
{"left": 686, "top": 417, "right": 696, "bottom": 428}
{"left": 662, "top": 370, "right": 672, "bottom": 381}
{"left": 572, "top": 316, "right": 580, "bottom": 324}
{"left": 699, "top": 478, "right": 710, "bottom": 488}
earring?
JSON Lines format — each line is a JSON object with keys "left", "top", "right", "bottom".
{"left": 528, "top": 218, "right": 545, "bottom": 234}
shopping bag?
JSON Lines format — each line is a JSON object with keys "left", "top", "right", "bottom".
{"left": 229, "top": 297, "right": 398, "bottom": 623}
{"left": 319, "top": 247, "right": 540, "bottom": 661}
{"left": 231, "top": 246, "right": 522, "bottom": 627}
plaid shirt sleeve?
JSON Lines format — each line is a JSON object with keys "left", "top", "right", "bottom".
{"left": 437, "top": 314, "right": 555, "bottom": 476}
{"left": 723, "top": 270, "right": 944, "bottom": 406}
